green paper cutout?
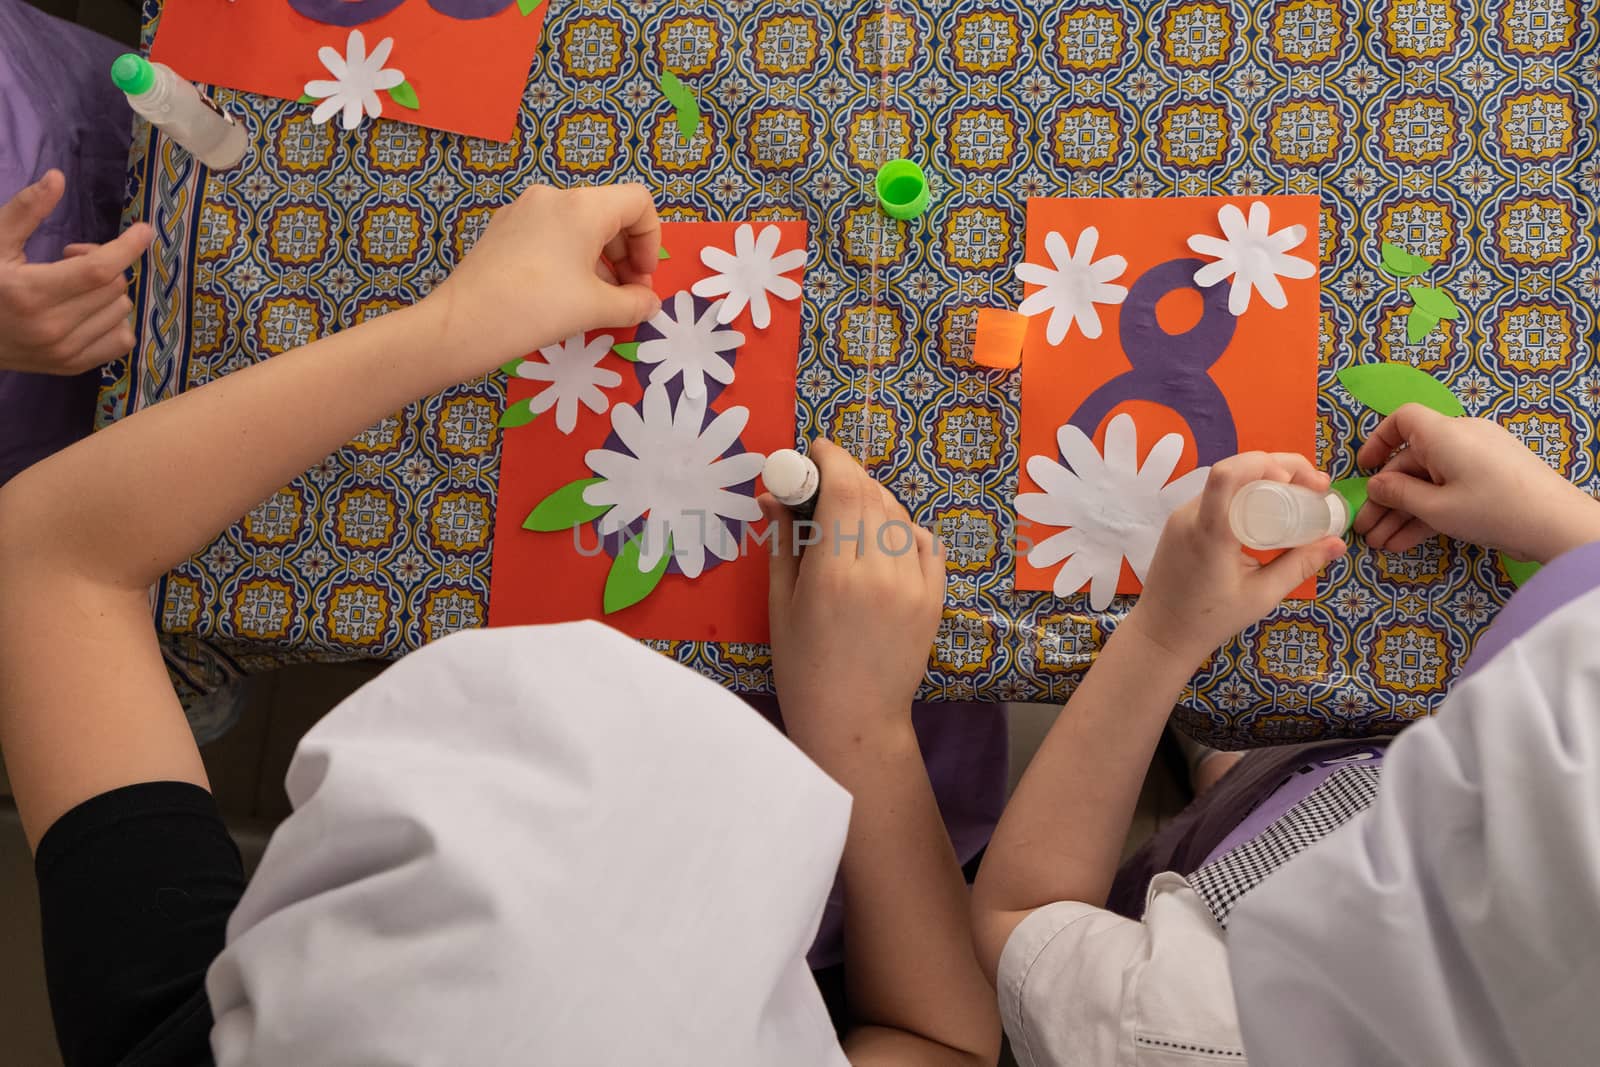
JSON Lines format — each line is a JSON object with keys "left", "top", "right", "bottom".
{"left": 1330, "top": 477, "right": 1369, "bottom": 528}
{"left": 1406, "top": 308, "right": 1439, "bottom": 345}
{"left": 1337, "top": 363, "right": 1465, "bottom": 418}
{"left": 498, "top": 398, "right": 538, "bottom": 428}
{"left": 659, "top": 71, "right": 700, "bottom": 139}
{"left": 524, "top": 477, "right": 610, "bottom": 532}
{"left": 1407, "top": 284, "right": 1461, "bottom": 320}
{"left": 1500, "top": 551, "right": 1541, "bottom": 588}
{"left": 388, "top": 80, "right": 420, "bottom": 110}
{"left": 604, "top": 532, "right": 672, "bottom": 614}
{"left": 657, "top": 246, "right": 670, "bottom": 260}
{"left": 516, "top": 0, "right": 544, "bottom": 14}
{"left": 297, "top": 93, "right": 317, "bottom": 104}
{"left": 1380, "top": 241, "right": 1431, "bottom": 278}
{"left": 500, "top": 357, "right": 524, "bottom": 376}
{"left": 612, "top": 341, "right": 641, "bottom": 362}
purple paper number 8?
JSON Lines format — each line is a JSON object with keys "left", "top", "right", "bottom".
{"left": 1066, "top": 258, "right": 1240, "bottom": 468}
{"left": 287, "top": 0, "right": 514, "bottom": 26}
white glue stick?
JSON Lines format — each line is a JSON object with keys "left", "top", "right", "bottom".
{"left": 112, "top": 54, "right": 248, "bottom": 170}
{"left": 1227, "top": 480, "right": 1351, "bottom": 550}
{"left": 762, "top": 449, "right": 820, "bottom": 518}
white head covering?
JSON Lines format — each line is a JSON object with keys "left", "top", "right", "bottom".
{"left": 208, "top": 621, "right": 851, "bottom": 1067}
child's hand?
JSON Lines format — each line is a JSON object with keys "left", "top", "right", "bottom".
{"left": 1355, "top": 404, "right": 1600, "bottom": 564}
{"left": 761, "top": 439, "right": 946, "bottom": 755}
{"left": 1125, "top": 453, "right": 1346, "bottom": 665}
{"left": 427, "top": 182, "right": 662, "bottom": 372}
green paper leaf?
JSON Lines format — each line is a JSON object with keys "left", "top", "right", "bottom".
{"left": 659, "top": 70, "right": 700, "bottom": 140}
{"left": 1330, "top": 477, "right": 1369, "bottom": 526}
{"left": 524, "top": 477, "right": 610, "bottom": 532}
{"left": 1406, "top": 308, "right": 1439, "bottom": 345}
{"left": 1337, "top": 363, "right": 1465, "bottom": 417}
{"left": 297, "top": 93, "right": 317, "bottom": 104}
{"left": 604, "top": 532, "right": 672, "bottom": 614}
{"left": 516, "top": 0, "right": 544, "bottom": 14}
{"left": 1407, "top": 284, "right": 1461, "bottom": 320}
{"left": 498, "top": 397, "right": 538, "bottom": 428}
{"left": 1380, "top": 241, "right": 1431, "bottom": 278}
{"left": 388, "top": 80, "right": 420, "bottom": 110}
{"left": 657, "top": 246, "right": 670, "bottom": 260}
{"left": 1500, "top": 551, "right": 1542, "bottom": 588}
{"left": 612, "top": 341, "right": 641, "bottom": 362}
{"left": 500, "top": 357, "right": 524, "bottom": 376}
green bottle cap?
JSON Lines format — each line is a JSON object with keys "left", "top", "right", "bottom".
{"left": 111, "top": 53, "right": 155, "bottom": 96}
{"left": 876, "top": 158, "right": 930, "bottom": 220}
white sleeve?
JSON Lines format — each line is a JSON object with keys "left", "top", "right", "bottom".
{"left": 1227, "top": 542, "right": 1600, "bottom": 1067}
{"left": 998, "top": 874, "right": 1245, "bottom": 1066}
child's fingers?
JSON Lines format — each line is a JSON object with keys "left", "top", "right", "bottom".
{"left": 808, "top": 439, "right": 867, "bottom": 570}
{"left": 758, "top": 494, "right": 798, "bottom": 615}
{"left": 1264, "top": 452, "right": 1331, "bottom": 491}
{"left": 1254, "top": 535, "right": 1345, "bottom": 605}
{"left": 0, "top": 169, "right": 65, "bottom": 260}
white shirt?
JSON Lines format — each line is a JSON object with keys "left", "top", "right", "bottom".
{"left": 999, "top": 873, "right": 1245, "bottom": 1066}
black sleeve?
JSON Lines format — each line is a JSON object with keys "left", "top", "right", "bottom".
{"left": 34, "top": 781, "right": 246, "bottom": 1067}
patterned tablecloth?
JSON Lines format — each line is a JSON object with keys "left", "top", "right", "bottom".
{"left": 105, "top": 0, "right": 1598, "bottom": 745}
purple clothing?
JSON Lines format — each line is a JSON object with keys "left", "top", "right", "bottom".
{"left": 1200, "top": 745, "right": 1386, "bottom": 865}
{"left": 0, "top": 0, "right": 133, "bottom": 485}
{"left": 744, "top": 696, "right": 1009, "bottom": 969}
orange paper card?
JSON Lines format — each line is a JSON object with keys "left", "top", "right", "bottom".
{"left": 149, "top": 0, "right": 549, "bottom": 141}
{"left": 488, "top": 221, "right": 805, "bottom": 643}
{"left": 1013, "top": 196, "right": 1320, "bottom": 609}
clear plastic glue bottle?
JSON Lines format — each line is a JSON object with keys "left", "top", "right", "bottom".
{"left": 111, "top": 54, "right": 248, "bottom": 169}
{"left": 1227, "top": 480, "right": 1352, "bottom": 550}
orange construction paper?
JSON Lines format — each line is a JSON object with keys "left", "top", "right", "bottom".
{"left": 1014, "top": 196, "right": 1320, "bottom": 599}
{"left": 972, "top": 307, "right": 1027, "bottom": 369}
{"left": 488, "top": 221, "right": 805, "bottom": 643}
{"left": 149, "top": 0, "right": 548, "bottom": 141}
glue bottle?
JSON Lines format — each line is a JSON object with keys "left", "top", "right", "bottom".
{"left": 111, "top": 54, "right": 248, "bottom": 169}
{"left": 763, "top": 449, "right": 821, "bottom": 518}
{"left": 1228, "top": 480, "right": 1352, "bottom": 550}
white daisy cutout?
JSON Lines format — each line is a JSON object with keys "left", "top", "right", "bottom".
{"left": 1016, "top": 413, "right": 1209, "bottom": 611}
{"left": 304, "top": 30, "right": 404, "bottom": 131}
{"left": 1015, "top": 227, "right": 1129, "bottom": 344}
{"left": 582, "top": 384, "right": 765, "bottom": 578}
{"left": 1187, "top": 201, "right": 1315, "bottom": 316}
{"left": 635, "top": 291, "right": 746, "bottom": 401}
{"left": 691, "top": 223, "right": 807, "bottom": 329}
{"left": 514, "top": 332, "right": 621, "bottom": 435}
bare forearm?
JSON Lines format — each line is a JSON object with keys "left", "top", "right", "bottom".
{"left": 974, "top": 616, "right": 1196, "bottom": 970}
{"left": 0, "top": 298, "right": 460, "bottom": 591}
{"left": 798, "top": 721, "right": 999, "bottom": 1065}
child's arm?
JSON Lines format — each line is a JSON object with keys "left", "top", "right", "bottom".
{"left": 972, "top": 453, "right": 1346, "bottom": 980}
{"left": 0, "top": 183, "right": 661, "bottom": 848}
{"left": 762, "top": 440, "right": 1001, "bottom": 1067}
{"left": 1354, "top": 403, "right": 1600, "bottom": 560}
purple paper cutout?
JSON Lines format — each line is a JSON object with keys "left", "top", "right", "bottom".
{"left": 287, "top": 0, "right": 513, "bottom": 26}
{"left": 1066, "top": 257, "right": 1239, "bottom": 468}
{"left": 287, "top": 0, "right": 409, "bottom": 27}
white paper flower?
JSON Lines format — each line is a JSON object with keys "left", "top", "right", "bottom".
{"left": 691, "top": 223, "right": 807, "bottom": 329}
{"left": 1187, "top": 201, "right": 1315, "bottom": 316}
{"left": 304, "top": 30, "right": 404, "bottom": 131}
{"left": 1015, "top": 227, "right": 1129, "bottom": 344}
{"left": 582, "top": 384, "right": 765, "bottom": 578}
{"left": 635, "top": 291, "right": 746, "bottom": 401}
{"left": 514, "top": 332, "right": 621, "bottom": 434}
{"left": 1016, "top": 413, "right": 1209, "bottom": 610}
